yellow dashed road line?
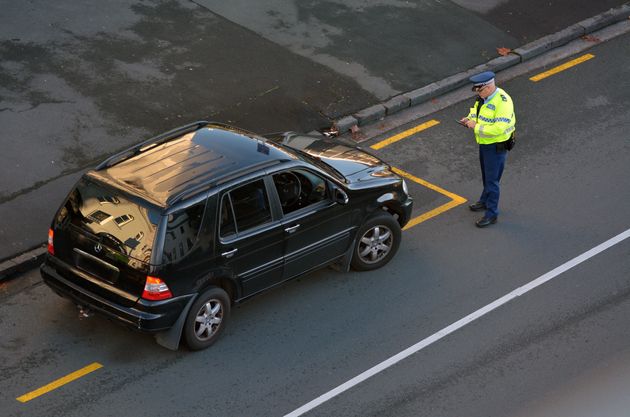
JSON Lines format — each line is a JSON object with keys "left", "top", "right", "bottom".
{"left": 17, "top": 362, "right": 103, "bottom": 403}
{"left": 530, "top": 53, "right": 595, "bottom": 82}
{"left": 370, "top": 119, "right": 440, "bottom": 150}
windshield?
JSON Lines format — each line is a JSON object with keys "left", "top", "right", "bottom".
{"left": 56, "top": 178, "right": 161, "bottom": 262}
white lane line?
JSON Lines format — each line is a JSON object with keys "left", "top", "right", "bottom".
{"left": 284, "top": 228, "right": 630, "bottom": 417}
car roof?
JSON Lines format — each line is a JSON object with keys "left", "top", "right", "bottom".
{"left": 88, "top": 122, "right": 296, "bottom": 207}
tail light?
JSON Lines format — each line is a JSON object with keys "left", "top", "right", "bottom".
{"left": 142, "top": 276, "right": 173, "bottom": 300}
{"left": 47, "top": 228, "right": 55, "bottom": 255}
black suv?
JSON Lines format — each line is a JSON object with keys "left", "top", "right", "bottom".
{"left": 41, "top": 122, "right": 413, "bottom": 350}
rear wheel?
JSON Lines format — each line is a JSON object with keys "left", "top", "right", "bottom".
{"left": 351, "top": 212, "right": 401, "bottom": 271}
{"left": 183, "top": 287, "right": 230, "bottom": 350}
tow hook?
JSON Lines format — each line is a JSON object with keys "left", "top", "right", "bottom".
{"left": 77, "top": 304, "right": 93, "bottom": 318}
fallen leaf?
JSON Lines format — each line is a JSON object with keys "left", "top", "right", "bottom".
{"left": 581, "top": 35, "right": 601, "bottom": 43}
{"left": 496, "top": 47, "right": 512, "bottom": 56}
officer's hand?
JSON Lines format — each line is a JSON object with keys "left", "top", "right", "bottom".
{"left": 464, "top": 119, "right": 476, "bottom": 129}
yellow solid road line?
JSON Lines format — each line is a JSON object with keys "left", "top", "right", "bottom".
{"left": 16, "top": 362, "right": 103, "bottom": 403}
{"left": 392, "top": 167, "right": 467, "bottom": 230}
{"left": 370, "top": 119, "right": 440, "bottom": 150}
{"left": 529, "top": 53, "right": 595, "bottom": 82}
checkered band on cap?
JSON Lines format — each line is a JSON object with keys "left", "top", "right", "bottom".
{"left": 469, "top": 71, "right": 496, "bottom": 87}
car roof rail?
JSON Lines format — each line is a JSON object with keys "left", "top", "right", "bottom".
{"left": 204, "top": 121, "right": 266, "bottom": 139}
{"left": 96, "top": 121, "right": 211, "bottom": 170}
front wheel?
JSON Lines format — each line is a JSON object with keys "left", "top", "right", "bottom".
{"left": 183, "top": 287, "right": 231, "bottom": 350}
{"left": 351, "top": 212, "right": 401, "bottom": 271}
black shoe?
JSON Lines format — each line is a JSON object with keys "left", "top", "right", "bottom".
{"left": 469, "top": 202, "right": 486, "bottom": 212}
{"left": 476, "top": 216, "right": 497, "bottom": 228}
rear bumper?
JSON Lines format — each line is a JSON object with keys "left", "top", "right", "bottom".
{"left": 41, "top": 261, "right": 194, "bottom": 333}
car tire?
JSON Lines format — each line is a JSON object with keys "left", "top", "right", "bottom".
{"left": 183, "top": 287, "right": 231, "bottom": 350}
{"left": 351, "top": 212, "right": 401, "bottom": 271}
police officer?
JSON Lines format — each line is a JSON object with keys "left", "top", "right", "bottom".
{"left": 460, "top": 71, "right": 516, "bottom": 227}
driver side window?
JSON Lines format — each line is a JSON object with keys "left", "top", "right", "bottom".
{"left": 272, "top": 169, "right": 328, "bottom": 215}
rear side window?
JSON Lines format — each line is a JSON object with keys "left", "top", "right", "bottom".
{"left": 56, "top": 178, "right": 160, "bottom": 261}
{"left": 162, "top": 200, "right": 207, "bottom": 263}
{"left": 220, "top": 179, "right": 271, "bottom": 238}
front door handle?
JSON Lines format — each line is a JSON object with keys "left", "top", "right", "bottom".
{"left": 284, "top": 224, "right": 300, "bottom": 234}
{"left": 221, "top": 248, "right": 238, "bottom": 258}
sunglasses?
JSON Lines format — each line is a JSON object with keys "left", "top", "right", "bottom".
{"left": 472, "top": 84, "right": 488, "bottom": 92}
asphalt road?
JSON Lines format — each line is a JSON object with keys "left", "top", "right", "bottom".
{"left": 1, "top": 0, "right": 627, "bottom": 259}
{"left": 1, "top": 29, "right": 629, "bottom": 417}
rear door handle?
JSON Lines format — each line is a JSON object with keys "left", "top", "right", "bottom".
{"left": 221, "top": 248, "right": 238, "bottom": 258}
{"left": 284, "top": 224, "right": 300, "bottom": 234}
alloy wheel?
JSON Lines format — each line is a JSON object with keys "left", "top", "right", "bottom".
{"left": 357, "top": 225, "right": 393, "bottom": 264}
{"left": 194, "top": 299, "right": 223, "bottom": 341}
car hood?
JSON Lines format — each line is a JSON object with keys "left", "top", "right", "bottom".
{"left": 295, "top": 137, "right": 387, "bottom": 177}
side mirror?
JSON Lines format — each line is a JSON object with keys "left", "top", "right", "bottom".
{"left": 334, "top": 187, "right": 349, "bottom": 205}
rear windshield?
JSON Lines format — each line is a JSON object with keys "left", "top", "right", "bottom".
{"left": 57, "top": 178, "right": 161, "bottom": 262}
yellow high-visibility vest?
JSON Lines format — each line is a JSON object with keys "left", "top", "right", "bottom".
{"left": 467, "top": 87, "right": 516, "bottom": 145}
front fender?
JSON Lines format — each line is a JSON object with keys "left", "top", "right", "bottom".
{"left": 375, "top": 191, "right": 413, "bottom": 227}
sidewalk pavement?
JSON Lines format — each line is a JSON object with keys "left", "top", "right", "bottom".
{"left": 1, "top": 2, "right": 629, "bottom": 281}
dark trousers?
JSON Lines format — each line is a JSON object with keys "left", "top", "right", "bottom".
{"left": 478, "top": 144, "right": 507, "bottom": 219}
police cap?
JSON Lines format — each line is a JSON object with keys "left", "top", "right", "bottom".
{"left": 469, "top": 71, "right": 495, "bottom": 90}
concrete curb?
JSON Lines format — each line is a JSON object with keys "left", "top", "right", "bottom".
{"left": 332, "top": 2, "right": 630, "bottom": 134}
{"left": 0, "top": 245, "right": 46, "bottom": 282}
{"left": 1, "top": 4, "right": 629, "bottom": 283}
